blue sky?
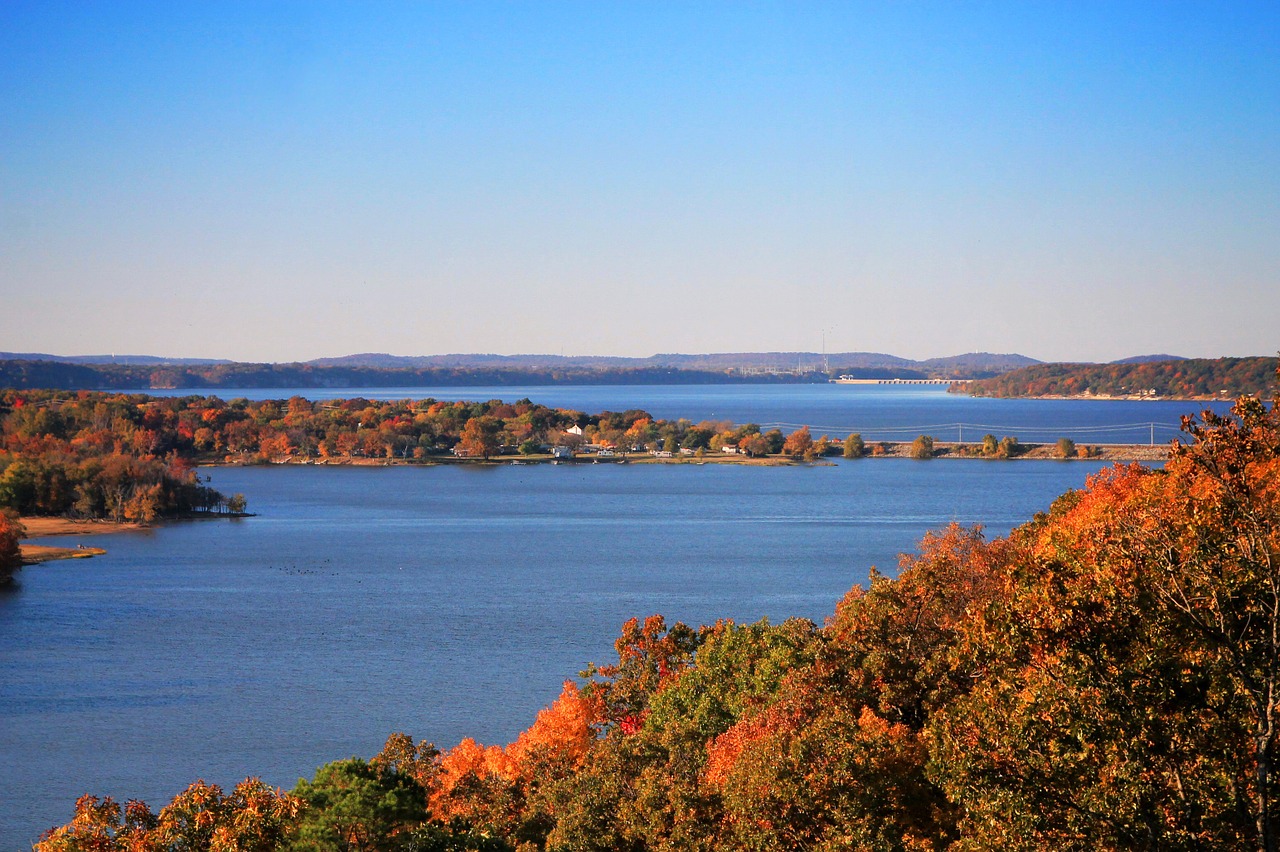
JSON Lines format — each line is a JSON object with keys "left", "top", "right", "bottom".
{"left": 2, "top": 2, "right": 1276, "bottom": 362}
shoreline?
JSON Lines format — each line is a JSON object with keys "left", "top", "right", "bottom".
{"left": 205, "top": 441, "right": 1171, "bottom": 468}
{"left": 14, "top": 514, "right": 247, "bottom": 567}
{"left": 962, "top": 392, "right": 1235, "bottom": 402}
{"left": 15, "top": 518, "right": 137, "bottom": 567}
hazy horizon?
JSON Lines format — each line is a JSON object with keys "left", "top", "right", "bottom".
{"left": 1, "top": 346, "right": 1260, "bottom": 367}
{"left": 3, "top": 3, "right": 1277, "bottom": 363}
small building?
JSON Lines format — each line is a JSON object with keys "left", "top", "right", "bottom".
{"left": 552, "top": 446, "right": 574, "bottom": 459}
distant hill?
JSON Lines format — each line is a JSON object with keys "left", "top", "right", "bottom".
{"left": 305, "top": 351, "right": 1041, "bottom": 378}
{"left": 920, "top": 352, "right": 1042, "bottom": 373}
{"left": 0, "top": 352, "right": 233, "bottom": 366}
{"left": 22, "top": 350, "right": 1250, "bottom": 392}
{"left": 1111, "top": 354, "right": 1187, "bottom": 365}
{"left": 307, "top": 353, "right": 644, "bottom": 370}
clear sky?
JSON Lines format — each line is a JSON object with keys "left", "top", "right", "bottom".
{"left": 2, "top": 2, "right": 1276, "bottom": 363}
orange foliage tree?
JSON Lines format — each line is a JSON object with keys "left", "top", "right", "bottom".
{"left": 35, "top": 779, "right": 302, "bottom": 852}
{"left": 0, "top": 511, "right": 24, "bottom": 575}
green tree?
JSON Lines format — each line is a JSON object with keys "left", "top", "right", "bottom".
{"left": 843, "top": 433, "right": 865, "bottom": 459}
{"left": 288, "top": 759, "right": 427, "bottom": 852}
{"left": 763, "top": 429, "right": 786, "bottom": 455}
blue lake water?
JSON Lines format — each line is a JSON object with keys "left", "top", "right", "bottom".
{"left": 2, "top": 383, "right": 1226, "bottom": 847}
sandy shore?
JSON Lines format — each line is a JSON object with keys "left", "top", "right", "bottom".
{"left": 13, "top": 517, "right": 136, "bottom": 567}
{"left": 19, "top": 543, "right": 108, "bottom": 564}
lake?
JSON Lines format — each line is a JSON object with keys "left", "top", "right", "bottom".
{"left": 3, "top": 383, "right": 1223, "bottom": 847}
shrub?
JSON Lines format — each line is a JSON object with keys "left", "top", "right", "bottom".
{"left": 910, "top": 435, "right": 935, "bottom": 459}
{"left": 997, "top": 436, "right": 1022, "bottom": 459}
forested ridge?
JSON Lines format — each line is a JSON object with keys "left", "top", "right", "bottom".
{"left": 30, "top": 385, "right": 1280, "bottom": 850}
{"left": 959, "top": 355, "right": 1277, "bottom": 399}
{"left": 0, "top": 360, "right": 838, "bottom": 391}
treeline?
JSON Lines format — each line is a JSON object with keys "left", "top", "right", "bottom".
{"left": 0, "top": 360, "right": 837, "bottom": 391}
{"left": 0, "top": 389, "right": 845, "bottom": 519}
{"left": 0, "top": 389, "right": 810, "bottom": 467}
{"left": 0, "top": 392, "right": 234, "bottom": 521}
{"left": 958, "top": 355, "right": 1277, "bottom": 399}
{"left": 34, "top": 392, "right": 1280, "bottom": 850}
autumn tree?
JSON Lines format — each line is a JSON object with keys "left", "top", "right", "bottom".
{"left": 996, "top": 435, "right": 1021, "bottom": 458}
{"left": 933, "top": 391, "right": 1280, "bottom": 849}
{"left": 456, "top": 417, "right": 501, "bottom": 460}
{"left": 909, "top": 434, "right": 935, "bottom": 459}
{"left": 36, "top": 779, "right": 303, "bottom": 852}
{"left": 739, "top": 434, "right": 770, "bottom": 458}
{"left": 843, "top": 433, "right": 865, "bottom": 459}
{"left": 156, "top": 778, "right": 304, "bottom": 852}
{"left": 0, "top": 510, "right": 24, "bottom": 577}
{"left": 783, "top": 426, "right": 814, "bottom": 459}
{"left": 426, "top": 681, "right": 604, "bottom": 846}
{"left": 34, "top": 795, "right": 157, "bottom": 851}
{"left": 703, "top": 525, "right": 1002, "bottom": 850}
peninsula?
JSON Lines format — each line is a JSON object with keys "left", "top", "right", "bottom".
{"left": 958, "top": 355, "right": 1277, "bottom": 400}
